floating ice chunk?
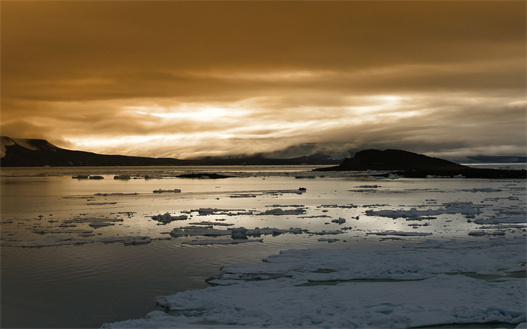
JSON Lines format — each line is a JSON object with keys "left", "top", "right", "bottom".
{"left": 114, "top": 174, "right": 131, "bottom": 180}
{"left": 367, "top": 230, "right": 433, "bottom": 236}
{"left": 318, "top": 204, "right": 357, "bottom": 209}
{"left": 474, "top": 216, "right": 527, "bottom": 225}
{"left": 143, "top": 310, "right": 166, "bottom": 319}
{"left": 453, "top": 174, "right": 465, "bottom": 178}
{"left": 177, "top": 173, "right": 232, "bottom": 179}
{"left": 153, "top": 189, "right": 181, "bottom": 193}
{"left": 99, "top": 236, "right": 152, "bottom": 245}
{"left": 479, "top": 224, "right": 526, "bottom": 229}
{"left": 331, "top": 218, "right": 346, "bottom": 225}
{"left": 246, "top": 227, "right": 303, "bottom": 236}
{"left": 188, "top": 221, "right": 234, "bottom": 227}
{"left": 350, "top": 188, "right": 377, "bottom": 193}
{"left": 197, "top": 208, "right": 216, "bottom": 215}
{"left": 388, "top": 173, "right": 399, "bottom": 179}
{"left": 89, "top": 221, "right": 115, "bottom": 228}
{"left": 306, "top": 230, "right": 343, "bottom": 235}
{"left": 366, "top": 202, "right": 480, "bottom": 219}
{"left": 87, "top": 202, "right": 117, "bottom": 206}
{"left": 294, "top": 175, "right": 315, "bottom": 179}
{"left": 61, "top": 216, "right": 124, "bottom": 229}
{"left": 318, "top": 238, "right": 339, "bottom": 243}
{"left": 94, "top": 193, "right": 138, "bottom": 196}
{"left": 258, "top": 208, "right": 306, "bottom": 216}
{"left": 170, "top": 227, "right": 231, "bottom": 238}
{"left": 193, "top": 208, "right": 251, "bottom": 216}
{"left": 183, "top": 239, "right": 263, "bottom": 245}
{"left": 463, "top": 188, "right": 502, "bottom": 193}
{"left": 231, "top": 227, "right": 248, "bottom": 239}
{"left": 170, "top": 226, "right": 303, "bottom": 239}
{"left": 230, "top": 194, "right": 257, "bottom": 198}
{"left": 151, "top": 213, "right": 188, "bottom": 224}
{"left": 468, "top": 231, "right": 506, "bottom": 237}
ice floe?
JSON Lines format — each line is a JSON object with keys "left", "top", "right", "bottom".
{"left": 229, "top": 194, "right": 257, "bottom": 198}
{"left": 257, "top": 208, "right": 306, "bottom": 216}
{"left": 151, "top": 213, "right": 188, "bottom": 224}
{"left": 366, "top": 202, "right": 480, "bottom": 220}
{"left": 331, "top": 217, "right": 346, "bottom": 224}
{"left": 62, "top": 216, "right": 124, "bottom": 228}
{"left": 468, "top": 230, "right": 506, "bottom": 236}
{"left": 170, "top": 226, "right": 303, "bottom": 240}
{"left": 306, "top": 230, "right": 343, "bottom": 235}
{"left": 102, "top": 237, "right": 526, "bottom": 328}
{"left": 474, "top": 216, "right": 527, "bottom": 225}
{"left": 188, "top": 221, "right": 234, "bottom": 227}
{"left": 153, "top": 189, "right": 181, "bottom": 193}
{"left": 317, "top": 238, "right": 339, "bottom": 243}
{"left": 367, "top": 230, "right": 433, "bottom": 237}
{"left": 193, "top": 208, "right": 253, "bottom": 216}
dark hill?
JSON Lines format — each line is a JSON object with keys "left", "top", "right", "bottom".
{"left": 315, "top": 149, "right": 526, "bottom": 178}
{"left": 333, "top": 149, "right": 466, "bottom": 171}
{"left": 0, "top": 137, "right": 341, "bottom": 167}
{"left": 0, "top": 136, "right": 188, "bottom": 167}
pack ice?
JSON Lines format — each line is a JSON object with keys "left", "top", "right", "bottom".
{"left": 101, "top": 237, "right": 526, "bottom": 329}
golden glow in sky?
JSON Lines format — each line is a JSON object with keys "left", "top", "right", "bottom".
{"left": 1, "top": 1, "right": 525, "bottom": 159}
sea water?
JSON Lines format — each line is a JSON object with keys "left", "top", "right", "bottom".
{"left": 1, "top": 166, "right": 525, "bottom": 328}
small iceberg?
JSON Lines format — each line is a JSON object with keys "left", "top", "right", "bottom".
{"left": 151, "top": 212, "right": 188, "bottom": 224}
{"left": 153, "top": 189, "right": 181, "bottom": 193}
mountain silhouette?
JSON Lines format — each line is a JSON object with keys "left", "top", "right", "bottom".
{"left": 0, "top": 137, "right": 340, "bottom": 167}
{"left": 315, "top": 149, "right": 525, "bottom": 178}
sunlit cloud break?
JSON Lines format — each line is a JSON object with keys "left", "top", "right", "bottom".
{"left": 1, "top": 1, "right": 525, "bottom": 159}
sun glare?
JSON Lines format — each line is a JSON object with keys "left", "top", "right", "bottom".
{"left": 125, "top": 105, "right": 232, "bottom": 121}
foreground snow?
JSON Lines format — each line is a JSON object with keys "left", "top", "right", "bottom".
{"left": 102, "top": 237, "right": 526, "bottom": 329}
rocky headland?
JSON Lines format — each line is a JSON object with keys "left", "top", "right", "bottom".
{"left": 315, "top": 149, "right": 526, "bottom": 179}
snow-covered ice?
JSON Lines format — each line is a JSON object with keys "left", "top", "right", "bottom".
{"left": 367, "top": 230, "right": 433, "bottom": 236}
{"left": 182, "top": 239, "right": 263, "bottom": 245}
{"left": 365, "top": 202, "right": 480, "bottom": 219}
{"left": 102, "top": 237, "right": 526, "bottom": 328}
{"left": 2, "top": 167, "right": 526, "bottom": 328}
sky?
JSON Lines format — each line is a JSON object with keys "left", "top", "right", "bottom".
{"left": 1, "top": 1, "right": 526, "bottom": 160}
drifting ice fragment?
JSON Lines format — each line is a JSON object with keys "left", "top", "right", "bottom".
{"left": 153, "top": 189, "right": 181, "bottom": 193}
{"left": 151, "top": 213, "right": 188, "bottom": 224}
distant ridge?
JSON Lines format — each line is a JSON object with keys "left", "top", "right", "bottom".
{"left": 0, "top": 137, "right": 340, "bottom": 167}
{"left": 0, "top": 136, "right": 189, "bottom": 167}
{"left": 332, "top": 149, "right": 466, "bottom": 171}
{"left": 315, "top": 149, "right": 526, "bottom": 178}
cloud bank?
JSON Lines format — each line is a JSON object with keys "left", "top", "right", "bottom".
{"left": 1, "top": 1, "right": 525, "bottom": 159}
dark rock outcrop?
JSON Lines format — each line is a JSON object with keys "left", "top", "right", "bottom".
{"left": 328, "top": 149, "right": 466, "bottom": 171}
{"left": 315, "top": 149, "right": 526, "bottom": 178}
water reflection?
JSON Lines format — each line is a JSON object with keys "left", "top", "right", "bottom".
{"left": 1, "top": 166, "right": 525, "bottom": 328}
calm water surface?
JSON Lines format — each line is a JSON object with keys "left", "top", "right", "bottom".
{"left": 1, "top": 166, "right": 525, "bottom": 328}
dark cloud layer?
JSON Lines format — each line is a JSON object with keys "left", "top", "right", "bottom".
{"left": 1, "top": 1, "right": 525, "bottom": 158}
